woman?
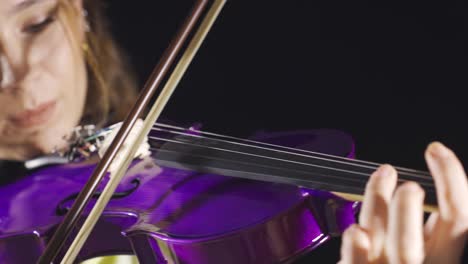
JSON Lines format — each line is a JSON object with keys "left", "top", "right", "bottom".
{"left": 0, "top": 0, "right": 138, "bottom": 262}
{"left": 0, "top": 0, "right": 466, "bottom": 263}
{"left": 0, "top": 0, "right": 137, "bottom": 161}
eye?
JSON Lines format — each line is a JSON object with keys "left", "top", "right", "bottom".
{"left": 23, "top": 16, "right": 55, "bottom": 34}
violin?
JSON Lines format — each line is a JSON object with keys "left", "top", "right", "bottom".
{"left": 0, "top": 123, "right": 358, "bottom": 263}
{"left": 0, "top": 0, "right": 438, "bottom": 263}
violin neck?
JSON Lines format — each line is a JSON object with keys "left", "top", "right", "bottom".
{"left": 150, "top": 131, "right": 438, "bottom": 211}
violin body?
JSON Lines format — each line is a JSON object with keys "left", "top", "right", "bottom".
{"left": 0, "top": 128, "right": 357, "bottom": 264}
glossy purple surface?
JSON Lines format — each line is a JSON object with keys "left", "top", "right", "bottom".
{"left": 0, "top": 129, "right": 357, "bottom": 263}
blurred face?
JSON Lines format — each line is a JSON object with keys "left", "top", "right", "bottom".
{"left": 0, "top": 0, "right": 87, "bottom": 160}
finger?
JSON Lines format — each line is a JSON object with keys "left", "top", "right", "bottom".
{"left": 386, "top": 182, "right": 425, "bottom": 264}
{"left": 425, "top": 142, "right": 468, "bottom": 222}
{"left": 359, "top": 164, "right": 397, "bottom": 260}
{"left": 424, "top": 212, "right": 438, "bottom": 240}
{"left": 423, "top": 143, "right": 468, "bottom": 263}
{"left": 340, "top": 224, "right": 370, "bottom": 264}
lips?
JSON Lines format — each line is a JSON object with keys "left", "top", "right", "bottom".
{"left": 9, "top": 101, "right": 57, "bottom": 128}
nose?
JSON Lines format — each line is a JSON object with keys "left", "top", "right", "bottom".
{"left": 0, "top": 56, "right": 15, "bottom": 88}
{"left": 0, "top": 47, "right": 28, "bottom": 92}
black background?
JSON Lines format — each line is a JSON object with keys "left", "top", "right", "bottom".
{"left": 106, "top": 1, "right": 467, "bottom": 262}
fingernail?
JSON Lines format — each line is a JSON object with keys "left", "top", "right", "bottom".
{"left": 401, "top": 181, "right": 423, "bottom": 192}
{"left": 398, "top": 182, "right": 425, "bottom": 200}
{"left": 376, "top": 164, "right": 393, "bottom": 178}
{"left": 428, "top": 142, "right": 450, "bottom": 159}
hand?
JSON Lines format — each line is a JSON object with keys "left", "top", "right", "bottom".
{"left": 339, "top": 142, "right": 468, "bottom": 264}
{"left": 98, "top": 119, "right": 151, "bottom": 172}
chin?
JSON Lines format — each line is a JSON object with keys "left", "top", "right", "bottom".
{"left": 30, "top": 126, "right": 70, "bottom": 154}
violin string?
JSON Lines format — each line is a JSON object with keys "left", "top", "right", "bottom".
{"left": 148, "top": 127, "right": 434, "bottom": 186}
{"left": 149, "top": 124, "right": 433, "bottom": 182}
{"left": 149, "top": 144, "right": 385, "bottom": 195}
{"left": 146, "top": 134, "right": 436, "bottom": 190}
{"left": 147, "top": 135, "right": 434, "bottom": 188}
{"left": 151, "top": 123, "right": 431, "bottom": 177}
{"left": 146, "top": 139, "right": 437, "bottom": 196}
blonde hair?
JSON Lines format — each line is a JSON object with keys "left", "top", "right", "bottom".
{"left": 59, "top": 0, "right": 138, "bottom": 127}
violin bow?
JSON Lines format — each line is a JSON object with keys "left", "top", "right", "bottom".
{"left": 37, "top": 0, "right": 227, "bottom": 263}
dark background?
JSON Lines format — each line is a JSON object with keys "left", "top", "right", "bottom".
{"left": 106, "top": 1, "right": 467, "bottom": 262}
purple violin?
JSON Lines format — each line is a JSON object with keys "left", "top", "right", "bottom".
{"left": 0, "top": 0, "right": 437, "bottom": 263}
{"left": 0, "top": 124, "right": 360, "bottom": 263}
